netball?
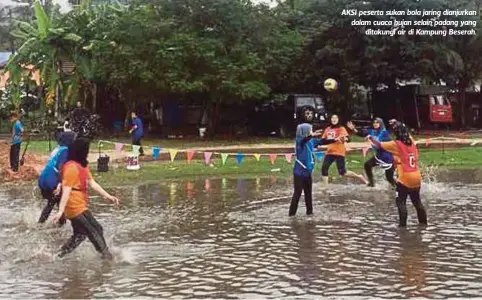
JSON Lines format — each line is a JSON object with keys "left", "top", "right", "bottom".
{"left": 324, "top": 78, "right": 338, "bottom": 91}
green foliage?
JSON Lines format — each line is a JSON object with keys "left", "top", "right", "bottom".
{"left": 4, "top": 0, "right": 482, "bottom": 129}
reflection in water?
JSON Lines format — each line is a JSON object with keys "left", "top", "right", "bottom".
{"left": 186, "top": 181, "right": 195, "bottom": 200}
{"left": 132, "top": 185, "right": 139, "bottom": 204}
{"left": 398, "top": 229, "right": 429, "bottom": 298}
{"left": 151, "top": 184, "right": 161, "bottom": 202}
{"left": 204, "top": 178, "right": 211, "bottom": 193}
{"left": 291, "top": 220, "right": 319, "bottom": 284}
{"left": 59, "top": 262, "right": 113, "bottom": 299}
{"left": 1, "top": 169, "right": 482, "bottom": 298}
{"left": 237, "top": 179, "right": 246, "bottom": 200}
{"left": 169, "top": 182, "right": 178, "bottom": 205}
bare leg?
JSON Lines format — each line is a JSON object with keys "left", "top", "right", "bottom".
{"left": 345, "top": 170, "right": 368, "bottom": 184}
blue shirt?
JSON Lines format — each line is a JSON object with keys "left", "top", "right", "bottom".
{"left": 11, "top": 120, "right": 23, "bottom": 145}
{"left": 293, "top": 137, "right": 326, "bottom": 177}
{"left": 38, "top": 146, "right": 69, "bottom": 190}
{"left": 366, "top": 128, "right": 393, "bottom": 163}
{"left": 132, "top": 117, "right": 144, "bottom": 139}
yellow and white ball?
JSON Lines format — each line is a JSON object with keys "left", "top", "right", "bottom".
{"left": 324, "top": 78, "right": 338, "bottom": 91}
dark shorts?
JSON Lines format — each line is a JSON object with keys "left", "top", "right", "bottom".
{"left": 321, "top": 155, "right": 346, "bottom": 176}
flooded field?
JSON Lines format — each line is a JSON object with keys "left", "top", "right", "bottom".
{"left": 1, "top": 168, "right": 482, "bottom": 298}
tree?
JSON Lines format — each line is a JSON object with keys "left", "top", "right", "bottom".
{"left": 6, "top": 0, "right": 82, "bottom": 114}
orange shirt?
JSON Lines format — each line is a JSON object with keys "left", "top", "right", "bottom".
{"left": 381, "top": 140, "right": 421, "bottom": 189}
{"left": 62, "top": 162, "right": 93, "bottom": 219}
{"left": 322, "top": 126, "right": 349, "bottom": 156}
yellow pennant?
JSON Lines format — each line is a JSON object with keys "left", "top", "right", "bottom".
{"left": 169, "top": 149, "right": 178, "bottom": 162}
{"left": 253, "top": 154, "right": 261, "bottom": 161}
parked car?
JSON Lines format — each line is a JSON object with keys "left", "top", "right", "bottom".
{"left": 250, "top": 94, "right": 329, "bottom": 137}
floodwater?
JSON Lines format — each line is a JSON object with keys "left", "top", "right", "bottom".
{"left": 1, "top": 168, "right": 482, "bottom": 299}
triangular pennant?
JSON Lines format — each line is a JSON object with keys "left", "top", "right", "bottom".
{"left": 269, "top": 154, "right": 277, "bottom": 165}
{"left": 186, "top": 151, "right": 195, "bottom": 163}
{"left": 362, "top": 147, "right": 369, "bottom": 158}
{"left": 132, "top": 145, "right": 140, "bottom": 156}
{"left": 253, "top": 154, "right": 261, "bottom": 162}
{"left": 425, "top": 139, "right": 430, "bottom": 147}
{"left": 114, "top": 142, "right": 124, "bottom": 153}
{"left": 169, "top": 149, "right": 178, "bottom": 162}
{"left": 285, "top": 153, "right": 293, "bottom": 163}
{"left": 221, "top": 153, "right": 229, "bottom": 165}
{"left": 315, "top": 152, "right": 325, "bottom": 161}
{"left": 152, "top": 147, "right": 161, "bottom": 159}
{"left": 236, "top": 153, "right": 244, "bottom": 164}
{"left": 204, "top": 152, "right": 213, "bottom": 165}
{"left": 471, "top": 139, "right": 479, "bottom": 146}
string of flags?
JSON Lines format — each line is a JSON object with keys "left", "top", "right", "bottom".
{"left": 100, "top": 140, "right": 328, "bottom": 165}
{"left": 99, "top": 136, "right": 481, "bottom": 165}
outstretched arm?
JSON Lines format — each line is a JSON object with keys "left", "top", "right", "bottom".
{"left": 313, "top": 138, "right": 337, "bottom": 147}
{"left": 89, "top": 179, "right": 120, "bottom": 204}
{"left": 368, "top": 135, "right": 382, "bottom": 149}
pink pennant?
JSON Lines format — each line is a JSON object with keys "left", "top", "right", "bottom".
{"left": 114, "top": 142, "right": 124, "bottom": 153}
{"left": 362, "top": 147, "right": 369, "bottom": 157}
{"left": 269, "top": 154, "right": 277, "bottom": 164}
{"left": 204, "top": 152, "right": 213, "bottom": 164}
{"left": 187, "top": 151, "right": 195, "bottom": 163}
{"left": 285, "top": 153, "right": 293, "bottom": 163}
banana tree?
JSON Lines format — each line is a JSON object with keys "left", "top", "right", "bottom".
{"left": 5, "top": 0, "right": 82, "bottom": 116}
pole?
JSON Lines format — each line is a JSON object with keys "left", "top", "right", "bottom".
{"left": 9, "top": 9, "right": 14, "bottom": 54}
{"left": 413, "top": 88, "right": 421, "bottom": 133}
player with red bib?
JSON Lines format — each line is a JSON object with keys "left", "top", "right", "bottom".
{"left": 369, "top": 121, "right": 427, "bottom": 227}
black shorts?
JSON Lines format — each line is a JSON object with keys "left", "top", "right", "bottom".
{"left": 321, "top": 155, "right": 346, "bottom": 176}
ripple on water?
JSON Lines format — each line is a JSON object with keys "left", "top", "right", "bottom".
{"left": 1, "top": 175, "right": 482, "bottom": 298}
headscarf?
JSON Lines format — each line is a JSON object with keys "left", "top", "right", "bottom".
{"left": 329, "top": 114, "right": 341, "bottom": 128}
{"left": 392, "top": 121, "right": 412, "bottom": 146}
{"left": 296, "top": 123, "right": 312, "bottom": 139}
{"left": 56, "top": 131, "right": 77, "bottom": 147}
{"left": 374, "top": 117, "right": 386, "bottom": 131}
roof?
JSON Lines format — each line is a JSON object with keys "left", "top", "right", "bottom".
{"left": 0, "top": 52, "right": 12, "bottom": 68}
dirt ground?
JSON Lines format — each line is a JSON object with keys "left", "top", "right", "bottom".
{"left": 0, "top": 141, "right": 47, "bottom": 183}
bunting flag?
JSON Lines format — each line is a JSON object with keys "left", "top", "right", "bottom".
{"left": 253, "top": 154, "right": 261, "bottom": 162}
{"left": 269, "top": 154, "right": 277, "bottom": 164}
{"left": 169, "top": 149, "right": 178, "bottom": 162}
{"left": 362, "top": 147, "right": 369, "bottom": 158}
{"left": 152, "top": 147, "right": 161, "bottom": 159}
{"left": 221, "top": 153, "right": 229, "bottom": 165}
{"left": 285, "top": 153, "right": 293, "bottom": 163}
{"left": 315, "top": 152, "right": 325, "bottom": 161}
{"left": 132, "top": 145, "right": 141, "bottom": 156}
{"left": 471, "top": 139, "right": 479, "bottom": 146}
{"left": 425, "top": 139, "right": 430, "bottom": 147}
{"left": 236, "top": 152, "right": 244, "bottom": 164}
{"left": 204, "top": 152, "right": 213, "bottom": 164}
{"left": 186, "top": 151, "right": 195, "bottom": 163}
{"left": 114, "top": 142, "right": 124, "bottom": 153}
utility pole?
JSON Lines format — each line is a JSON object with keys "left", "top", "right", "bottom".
{"left": 9, "top": 9, "right": 14, "bottom": 54}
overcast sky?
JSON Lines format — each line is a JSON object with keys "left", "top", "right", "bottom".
{"left": 1, "top": 0, "right": 277, "bottom": 13}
